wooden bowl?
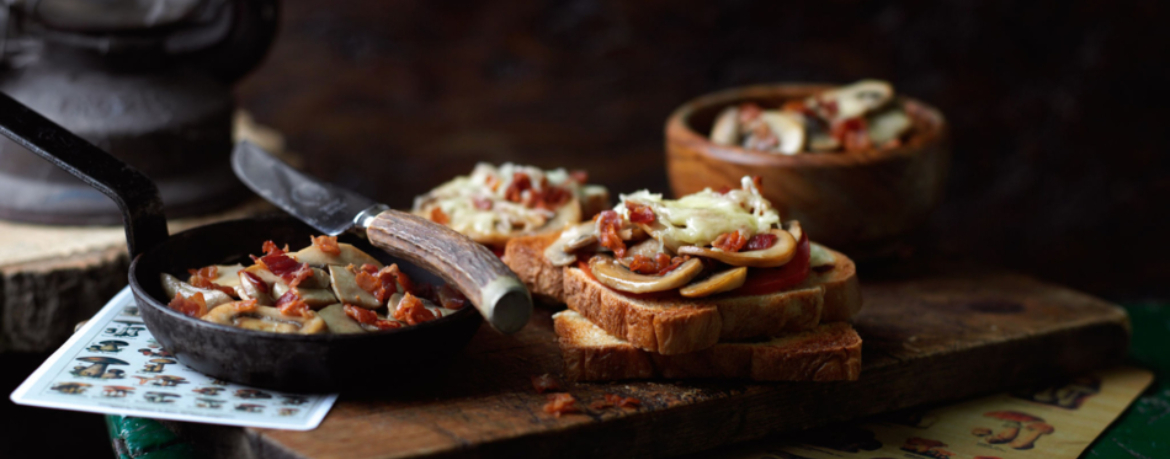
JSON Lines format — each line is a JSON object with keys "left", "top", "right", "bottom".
{"left": 665, "top": 83, "right": 950, "bottom": 258}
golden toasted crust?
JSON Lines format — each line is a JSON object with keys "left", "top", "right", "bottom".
{"left": 501, "top": 233, "right": 567, "bottom": 304}
{"left": 554, "top": 310, "right": 861, "bottom": 382}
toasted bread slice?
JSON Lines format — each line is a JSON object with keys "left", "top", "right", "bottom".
{"left": 560, "top": 246, "right": 860, "bottom": 355}
{"left": 501, "top": 232, "right": 567, "bottom": 304}
{"left": 554, "top": 310, "right": 861, "bottom": 382}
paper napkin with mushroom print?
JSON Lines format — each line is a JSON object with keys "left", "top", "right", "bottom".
{"left": 10, "top": 286, "right": 338, "bottom": 431}
{"left": 706, "top": 366, "right": 1152, "bottom": 459}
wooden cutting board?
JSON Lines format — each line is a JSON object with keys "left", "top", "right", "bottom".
{"left": 169, "top": 265, "right": 1129, "bottom": 459}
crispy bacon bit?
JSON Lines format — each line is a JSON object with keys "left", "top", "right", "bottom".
{"left": 537, "top": 182, "right": 573, "bottom": 210}
{"left": 384, "top": 264, "right": 415, "bottom": 296}
{"left": 543, "top": 393, "right": 579, "bottom": 417}
{"left": 605, "top": 393, "right": 641, "bottom": 408}
{"left": 275, "top": 290, "right": 312, "bottom": 317}
{"left": 240, "top": 271, "right": 269, "bottom": 294}
{"left": 712, "top": 230, "right": 749, "bottom": 252}
{"left": 262, "top": 240, "right": 285, "bottom": 256}
{"left": 393, "top": 292, "right": 436, "bottom": 326}
{"left": 344, "top": 304, "right": 377, "bottom": 325}
{"left": 569, "top": 170, "right": 588, "bottom": 184}
{"left": 484, "top": 174, "right": 501, "bottom": 192}
{"left": 820, "top": 98, "right": 839, "bottom": 119}
{"left": 504, "top": 172, "right": 533, "bottom": 203}
{"left": 781, "top": 100, "right": 806, "bottom": 113}
{"left": 429, "top": 207, "right": 450, "bottom": 225}
{"left": 255, "top": 247, "right": 308, "bottom": 284}
{"left": 831, "top": 117, "right": 871, "bottom": 151}
{"left": 374, "top": 319, "right": 403, "bottom": 330}
{"left": 287, "top": 265, "right": 314, "bottom": 288}
{"left": 168, "top": 293, "right": 207, "bottom": 318}
{"left": 752, "top": 175, "right": 763, "bottom": 188}
{"left": 746, "top": 232, "right": 778, "bottom": 251}
{"left": 628, "top": 254, "right": 658, "bottom": 274}
{"left": 530, "top": 374, "right": 561, "bottom": 394}
{"left": 472, "top": 196, "right": 493, "bottom": 210}
{"left": 657, "top": 255, "right": 691, "bottom": 275}
{"left": 597, "top": 210, "right": 627, "bottom": 258}
{"left": 311, "top": 235, "right": 341, "bottom": 255}
{"left": 625, "top": 202, "right": 656, "bottom": 224}
{"left": 233, "top": 299, "right": 259, "bottom": 313}
{"left": 187, "top": 266, "right": 237, "bottom": 296}
{"left": 589, "top": 399, "right": 612, "bottom": 410}
{"left": 738, "top": 103, "right": 763, "bottom": 123}
{"left": 436, "top": 284, "right": 467, "bottom": 310}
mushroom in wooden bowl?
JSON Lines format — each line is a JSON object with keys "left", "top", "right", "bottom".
{"left": 665, "top": 80, "right": 949, "bottom": 258}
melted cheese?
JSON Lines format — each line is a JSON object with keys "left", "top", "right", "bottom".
{"left": 412, "top": 163, "right": 584, "bottom": 242}
{"left": 619, "top": 176, "right": 780, "bottom": 248}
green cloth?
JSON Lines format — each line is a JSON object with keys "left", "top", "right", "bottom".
{"left": 105, "top": 415, "right": 201, "bottom": 459}
{"left": 1083, "top": 303, "right": 1170, "bottom": 458}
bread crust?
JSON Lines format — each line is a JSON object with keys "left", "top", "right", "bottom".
{"left": 501, "top": 232, "right": 567, "bottom": 304}
{"left": 554, "top": 310, "right": 861, "bottom": 382}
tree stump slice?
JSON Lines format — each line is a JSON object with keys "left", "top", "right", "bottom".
{"left": 0, "top": 113, "right": 290, "bottom": 352}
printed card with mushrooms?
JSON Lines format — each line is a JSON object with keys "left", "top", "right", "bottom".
{"left": 710, "top": 79, "right": 914, "bottom": 154}
{"left": 411, "top": 163, "right": 609, "bottom": 251}
{"left": 545, "top": 175, "right": 839, "bottom": 298}
{"left": 160, "top": 236, "right": 467, "bottom": 334}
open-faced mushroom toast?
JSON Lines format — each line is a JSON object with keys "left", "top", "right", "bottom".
{"left": 161, "top": 237, "right": 466, "bottom": 334}
{"left": 411, "top": 163, "right": 609, "bottom": 253}
{"left": 711, "top": 79, "right": 913, "bottom": 154}
{"left": 503, "top": 176, "right": 863, "bottom": 381}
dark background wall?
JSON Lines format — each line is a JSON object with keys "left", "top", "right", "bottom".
{"left": 236, "top": 0, "right": 1170, "bottom": 299}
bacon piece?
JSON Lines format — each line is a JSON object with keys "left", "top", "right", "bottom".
{"left": 311, "top": 235, "right": 341, "bottom": 255}
{"left": 543, "top": 393, "right": 579, "bottom": 417}
{"left": 537, "top": 183, "right": 572, "bottom": 210}
{"left": 240, "top": 271, "right": 269, "bottom": 294}
{"left": 712, "top": 230, "right": 749, "bottom": 252}
{"left": 589, "top": 399, "right": 612, "bottom": 410}
{"left": 233, "top": 299, "right": 259, "bottom": 313}
{"left": 436, "top": 284, "right": 467, "bottom": 310}
{"left": 168, "top": 293, "right": 207, "bottom": 318}
{"left": 605, "top": 393, "right": 641, "bottom": 408}
{"left": 504, "top": 172, "right": 532, "bottom": 203}
{"left": 628, "top": 255, "right": 658, "bottom": 274}
{"left": 275, "top": 290, "right": 311, "bottom": 317}
{"left": 625, "top": 202, "right": 655, "bottom": 224}
{"left": 374, "top": 319, "right": 403, "bottom": 330}
{"left": 715, "top": 185, "right": 733, "bottom": 194}
{"left": 429, "top": 207, "right": 450, "bottom": 225}
{"left": 261, "top": 240, "right": 285, "bottom": 256}
{"left": 746, "top": 232, "right": 778, "bottom": 251}
{"left": 187, "top": 266, "right": 237, "bottom": 297}
{"left": 384, "top": 264, "right": 415, "bottom": 296}
{"left": 569, "top": 170, "right": 588, "bottom": 184}
{"left": 831, "top": 117, "right": 871, "bottom": 151}
{"left": 752, "top": 175, "right": 763, "bottom": 188}
{"left": 286, "top": 264, "right": 314, "bottom": 288}
{"left": 472, "top": 197, "right": 493, "bottom": 210}
{"left": 530, "top": 374, "right": 561, "bottom": 394}
{"left": 657, "top": 255, "right": 691, "bottom": 275}
{"left": 597, "top": 210, "right": 627, "bottom": 258}
{"left": 255, "top": 247, "right": 308, "bottom": 284}
{"left": 344, "top": 304, "right": 377, "bottom": 325}
{"left": 484, "top": 174, "right": 501, "bottom": 192}
{"left": 353, "top": 264, "right": 407, "bottom": 303}
{"left": 393, "top": 292, "right": 436, "bottom": 326}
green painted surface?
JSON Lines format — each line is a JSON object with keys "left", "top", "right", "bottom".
{"left": 105, "top": 415, "right": 201, "bottom": 459}
{"left": 1083, "top": 303, "right": 1169, "bottom": 458}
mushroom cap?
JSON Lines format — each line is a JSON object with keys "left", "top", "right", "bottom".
{"left": 1024, "top": 422, "right": 1055, "bottom": 433}
{"left": 149, "top": 358, "right": 177, "bottom": 364}
{"left": 983, "top": 411, "right": 1043, "bottom": 423}
{"left": 76, "top": 357, "right": 129, "bottom": 365}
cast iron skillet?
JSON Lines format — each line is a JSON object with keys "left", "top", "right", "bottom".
{"left": 0, "top": 93, "right": 527, "bottom": 392}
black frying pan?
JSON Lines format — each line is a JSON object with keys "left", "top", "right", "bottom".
{"left": 0, "top": 93, "right": 528, "bottom": 392}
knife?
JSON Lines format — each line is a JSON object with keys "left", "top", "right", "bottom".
{"left": 231, "top": 141, "right": 532, "bottom": 334}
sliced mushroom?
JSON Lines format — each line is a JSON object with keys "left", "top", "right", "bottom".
{"left": 202, "top": 304, "right": 326, "bottom": 334}
{"left": 243, "top": 265, "right": 285, "bottom": 290}
{"left": 710, "top": 106, "right": 740, "bottom": 145}
{"left": 291, "top": 243, "right": 383, "bottom": 269}
{"left": 544, "top": 221, "right": 598, "bottom": 267}
{"left": 618, "top": 237, "right": 664, "bottom": 268}
{"left": 786, "top": 220, "right": 803, "bottom": 243}
{"left": 865, "top": 106, "right": 912, "bottom": 145}
{"left": 680, "top": 267, "right": 748, "bottom": 298}
{"left": 160, "top": 273, "right": 234, "bottom": 308}
{"left": 759, "top": 111, "right": 806, "bottom": 155}
{"left": 236, "top": 271, "right": 273, "bottom": 305}
{"left": 271, "top": 283, "right": 338, "bottom": 308}
{"left": 809, "top": 242, "right": 837, "bottom": 268}
{"left": 676, "top": 228, "right": 796, "bottom": 268}
{"left": 327, "top": 265, "right": 380, "bottom": 309}
{"left": 814, "top": 79, "right": 894, "bottom": 121}
{"left": 316, "top": 304, "right": 367, "bottom": 334}
{"left": 587, "top": 255, "right": 703, "bottom": 294}
{"left": 210, "top": 264, "right": 245, "bottom": 288}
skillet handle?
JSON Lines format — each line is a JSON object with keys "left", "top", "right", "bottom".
{"left": 0, "top": 93, "right": 169, "bottom": 258}
{"left": 365, "top": 209, "right": 532, "bottom": 334}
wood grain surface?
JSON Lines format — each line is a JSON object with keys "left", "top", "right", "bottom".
{"left": 168, "top": 265, "right": 1128, "bottom": 459}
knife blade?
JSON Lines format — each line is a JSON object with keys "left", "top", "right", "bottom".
{"left": 231, "top": 141, "right": 387, "bottom": 236}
